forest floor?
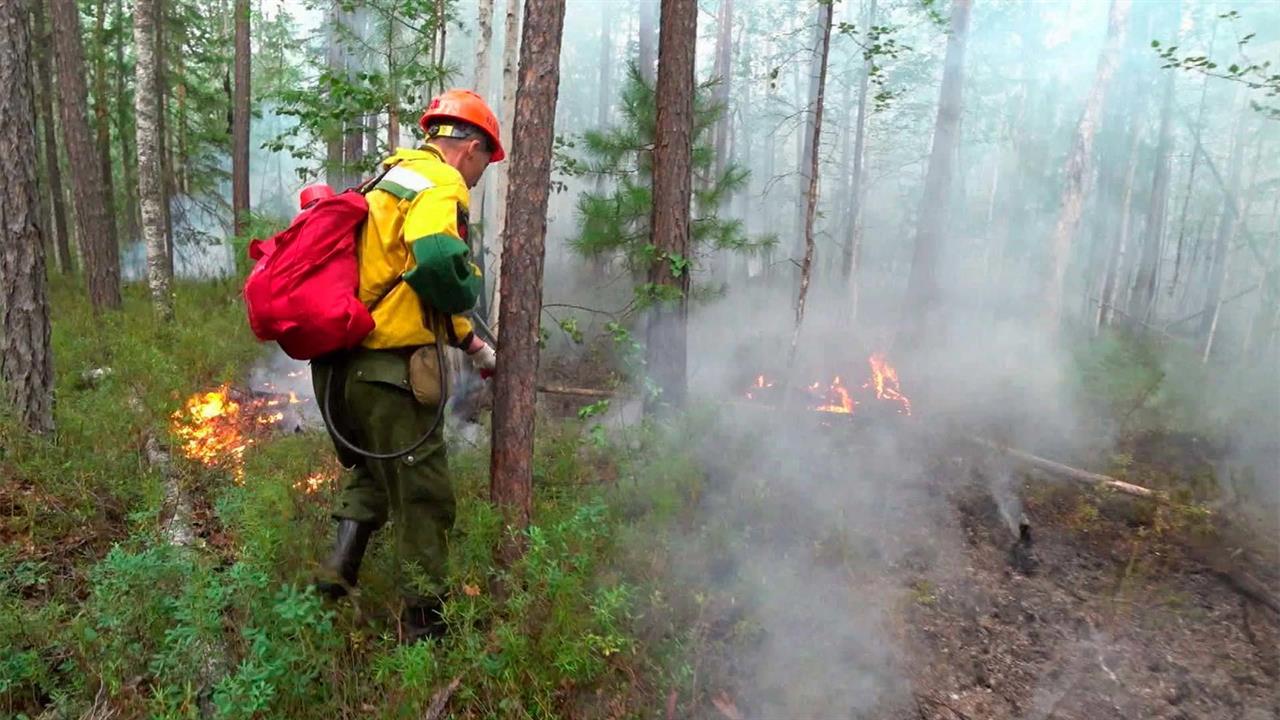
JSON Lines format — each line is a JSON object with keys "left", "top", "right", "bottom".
{"left": 2, "top": 279, "right": 1277, "bottom": 719}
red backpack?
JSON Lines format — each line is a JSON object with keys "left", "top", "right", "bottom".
{"left": 243, "top": 188, "right": 377, "bottom": 360}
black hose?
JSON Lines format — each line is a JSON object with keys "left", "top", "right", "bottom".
{"left": 319, "top": 331, "right": 448, "bottom": 461}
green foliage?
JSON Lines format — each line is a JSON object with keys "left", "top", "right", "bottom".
{"left": 266, "top": 0, "right": 456, "bottom": 179}
{"left": 1152, "top": 10, "right": 1280, "bottom": 120}
{"left": 568, "top": 67, "right": 770, "bottom": 290}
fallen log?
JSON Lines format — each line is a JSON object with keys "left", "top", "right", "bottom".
{"left": 964, "top": 436, "right": 1165, "bottom": 501}
{"left": 536, "top": 383, "right": 617, "bottom": 399}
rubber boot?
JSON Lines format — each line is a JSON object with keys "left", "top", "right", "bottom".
{"left": 314, "top": 519, "right": 375, "bottom": 600}
{"left": 401, "top": 597, "right": 448, "bottom": 643}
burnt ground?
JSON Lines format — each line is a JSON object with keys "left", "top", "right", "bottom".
{"left": 677, "top": 415, "right": 1280, "bottom": 720}
{"left": 901, "top": 484, "right": 1280, "bottom": 720}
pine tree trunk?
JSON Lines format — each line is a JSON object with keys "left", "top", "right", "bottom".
{"left": 490, "top": 0, "right": 566, "bottom": 567}
{"left": 231, "top": 0, "right": 250, "bottom": 235}
{"left": 32, "top": 0, "right": 72, "bottom": 274}
{"left": 710, "top": 0, "right": 732, "bottom": 180}
{"left": 488, "top": 0, "right": 522, "bottom": 329}
{"left": 789, "top": 0, "right": 833, "bottom": 361}
{"left": 135, "top": 0, "right": 173, "bottom": 319}
{"left": 114, "top": 0, "right": 139, "bottom": 244}
{"left": 843, "top": 0, "right": 875, "bottom": 320}
{"left": 638, "top": 0, "right": 657, "bottom": 84}
{"left": 643, "top": 0, "right": 696, "bottom": 412}
{"left": 899, "top": 0, "right": 972, "bottom": 346}
{"left": 91, "top": 0, "right": 118, "bottom": 246}
{"left": 1, "top": 0, "right": 55, "bottom": 434}
{"left": 51, "top": 0, "right": 121, "bottom": 312}
{"left": 1043, "top": 0, "right": 1130, "bottom": 327}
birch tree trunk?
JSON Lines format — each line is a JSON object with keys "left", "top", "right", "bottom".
{"left": 1, "top": 0, "right": 55, "bottom": 434}
{"left": 1199, "top": 109, "right": 1248, "bottom": 361}
{"left": 325, "top": 12, "right": 345, "bottom": 188}
{"left": 1096, "top": 129, "right": 1142, "bottom": 332}
{"left": 114, "top": 0, "right": 139, "bottom": 244}
{"left": 643, "top": 0, "right": 697, "bottom": 412}
{"left": 51, "top": 0, "right": 121, "bottom": 312}
{"left": 232, "top": 0, "right": 250, "bottom": 236}
{"left": 135, "top": 0, "right": 173, "bottom": 320}
{"left": 490, "top": 0, "right": 566, "bottom": 567}
{"left": 899, "top": 0, "right": 972, "bottom": 346}
{"left": 32, "top": 0, "right": 72, "bottom": 274}
{"left": 469, "top": 0, "right": 494, "bottom": 259}
{"left": 488, "top": 0, "right": 522, "bottom": 329}
{"left": 789, "top": 0, "right": 833, "bottom": 362}
{"left": 1128, "top": 0, "right": 1180, "bottom": 324}
{"left": 843, "top": 0, "right": 876, "bottom": 321}
{"left": 1043, "top": 0, "right": 1130, "bottom": 328}
{"left": 794, "top": 5, "right": 825, "bottom": 254}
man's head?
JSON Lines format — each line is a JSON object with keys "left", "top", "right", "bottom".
{"left": 419, "top": 89, "right": 504, "bottom": 188}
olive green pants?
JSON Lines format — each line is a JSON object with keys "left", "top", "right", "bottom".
{"left": 312, "top": 348, "right": 454, "bottom": 599}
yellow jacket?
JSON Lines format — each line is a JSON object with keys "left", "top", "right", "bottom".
{"left": 358, "top": 146, "right": 480, "bottom": 350}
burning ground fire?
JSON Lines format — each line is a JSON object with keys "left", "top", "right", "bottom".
{"left": 169, "top": 384, "right": 309, "bottom": 483}
{"left": 745, "top": 353, "right": 912, "bottom": 416}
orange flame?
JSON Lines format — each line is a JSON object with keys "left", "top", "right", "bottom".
{"left": 864, "top": 354, "right": 911, "bottom": 415}
{"left": 293, "top": 471, "right": 334, "bottom": 495}
{"left": 169, "top": 384, "right": 305, "bottom": 482}
{"left": 742, "top": 353, "right": 911, "bottom": 417}
{"left": 813, "top": 376, "right": 856, "bottom": 414}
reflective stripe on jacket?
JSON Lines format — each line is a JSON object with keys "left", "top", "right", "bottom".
{"left": 358, "top": 146, "right": 480, "bottom": 350}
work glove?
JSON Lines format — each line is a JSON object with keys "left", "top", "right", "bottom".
{"left": 467, "top": 340, "right": 497, "bottom": 380}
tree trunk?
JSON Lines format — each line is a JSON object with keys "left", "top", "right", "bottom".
{"left": 135, "top": 0, "right": 173, "bottom": 319}
{"left": 1199, "top": 108, "right": 1248, "bottom": 360}
{"left": 711, "top": 0, "right": 732, "bottom": 180}
{"left": 789, "top": 0, "right": 833, "bottom": 361}
{"left": 643, "top": 0, "right": 696, "bottom": 412}
{"left": 1, "top": 0, "right": 55, "bottom": 434}
{"left": 638, "top": 0, "right": 657, "bottom": 84}
{"left": 490, "top": 0, "right": 566, "bottom": 567}
{"left": 325, "top": 11, "right": 345, "bottom": 188}
{"left": 157, "top": 4, "right": 175, "bottom": 275}
{"left": 114, "top": 0, "right": 138, "bottom": 244}
{"left": 488, "top": 0, "right": 522, "bottom": 328}
{"left": 899, "top": 0, "right": 972, "bottom": 347}
{"left": 32, "top": 0, "right": 72, "bottom": 274}
{"left": 843, "top": 0, "right": 875, "bottom": 321}
{"left": 1128, "top": 0, "right": 1180, "bottom": 324}
{"left": 1043, "top": 0, "right": 1130, "bottom": 328}
{"left": 793, "top": 5, "right": 826, "bottom": 256}
{"left": 1169, "top": 50, "right": 1215, "bottom": 302}
{"left": 91, "top": 0, "right": 118, "bottom": 249}
{"left": 231, "top": 0, "right": 250, "bottom": 235}
{"left": 51, "top": 0, "right": 121, "bottom": 312}
{"left": 469, "top": 0, "right": 495, "bottom": 259}
{"left": 1096, "top": 128, "right": 1142, "bottom": 332}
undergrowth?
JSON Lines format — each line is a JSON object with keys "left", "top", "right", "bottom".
{"left": 0, "top": 277, "right": 712, "bottom": 719}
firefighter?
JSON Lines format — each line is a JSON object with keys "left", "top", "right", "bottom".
{"left": 311, "top": 89, "right": 502, "bottom": 642}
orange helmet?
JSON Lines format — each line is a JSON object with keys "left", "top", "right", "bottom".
{"left": 299, "top": 184, "right": 335, "bottom": 210}
{"left": 419, "top": 89, "right": 505, "bottom": 162}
